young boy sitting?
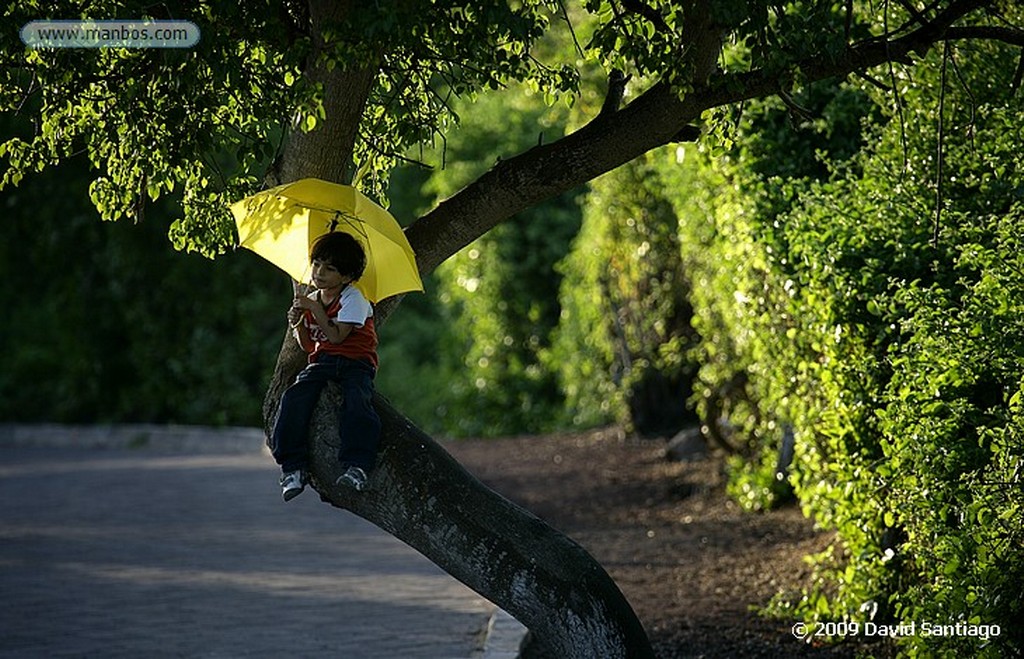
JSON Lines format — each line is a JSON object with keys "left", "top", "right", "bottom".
{"left": 270, "top": 231, "right": 381, "bottom": 500}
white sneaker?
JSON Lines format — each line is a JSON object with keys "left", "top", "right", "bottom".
{"left": 335, "top": 466, "right": 368, "bottom": 492}
{"left": 280, "top": 470, "right": 305, "bottom": 501}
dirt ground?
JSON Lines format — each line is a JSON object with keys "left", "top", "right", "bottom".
{"left": 445, "top": 427, "right": 895, "bottom": 659}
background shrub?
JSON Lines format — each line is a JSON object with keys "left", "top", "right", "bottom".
{"left": 658, "top": 38, "right": 1024, "bottom": 656}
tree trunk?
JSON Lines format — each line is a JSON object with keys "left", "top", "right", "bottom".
{"left": 266, "top": 320, "right": 658, "bottom": 649}
{"left": 278, "top": 386, "right": 654, "bottom": 658}
{"left": 262, "top": 332, "right": 655, "bottom": 657}
{"left": 261, "top": 2, "right": 655, "bottom": 655}
{"left": 278, "top": 0, "right": 376, "bottom": 185}
{"left": 263, "top": 1, "right": 1003, "bottom": 654}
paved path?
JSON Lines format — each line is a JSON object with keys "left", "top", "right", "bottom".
{"left": 0, "top": 433, "right": 503, "bottom": 658}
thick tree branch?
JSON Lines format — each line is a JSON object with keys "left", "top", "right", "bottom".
{"left": 262, "top": 3, "right": 1016, "bottom": 656}
{"left": 404, "top": 0, "right": 1006, "bottom": 273}
{"left": 403, "top": 84, "right": 692, "bottom": 275}
{"left": 277, "top": 0, "right": 378, "bottom": 185}
{"left": 941, "top": 25, "right": 1024, "bottom": 46}
{"left": 262, "top": 3, "right": 658, "bottom": 656}
{"left": 302, "top": 389, "right": 654, "bottom": 658}
{"left": 263, "top": 322, "right": 657, "bottom": 657}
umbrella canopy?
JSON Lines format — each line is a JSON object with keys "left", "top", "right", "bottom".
{"left": 230, "top": 178, "right": 424, "bottom": 303}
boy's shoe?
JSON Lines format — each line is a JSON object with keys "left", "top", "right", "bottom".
{"left": 336, "top": 466, "right": 368, "bottom": 492}
{"left": 280, "top": 470, "right": 306, "bottom": 501}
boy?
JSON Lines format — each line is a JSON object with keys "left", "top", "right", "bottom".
{"left": 270, "top": 231, "right": 381, "bottom": 501}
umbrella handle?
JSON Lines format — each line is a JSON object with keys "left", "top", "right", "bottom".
{"left": 292, "top": 280, "right": 313, "bottom": 297}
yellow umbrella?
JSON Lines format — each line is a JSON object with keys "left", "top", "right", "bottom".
{"left": 230, "top": 178, "right": 424, "bottom": 303}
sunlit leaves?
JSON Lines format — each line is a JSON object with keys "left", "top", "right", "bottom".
{"left": 308, "top": 1, "right": 582, "bottom": 200}
{"left": 0, "top": 3, "right": 429, "bottom": 252}
{"left": 553, "top": 151, "right": 699, "bottom": 433}
{"left": 667, "top": 30, "right": 1024, "bottom": 656}
{"left": 418, "top": 86, "right": 580, "bottom": 436}
{"left": 1, "top": 1, "right": 304, "bottom": 256}
{"left": 3, "top": 0, "right": 1018, "bottom": 263}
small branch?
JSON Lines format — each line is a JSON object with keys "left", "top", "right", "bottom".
{"left": 933, "top": 40, "right": 949, "bottom": 247}
{"left": 948, "top": 48, "right": 978, "bottom": 150}
{"left": 134, "top": 172, "right": 147, "bottom": 223}
{"left": 778, "top": 89, "right": 815, "bottom": 122}
{"left": 844, "top": 0, "right": 854, "bottom": 42}
{"left": 620, "top": 0, "right": 670, "bottom": 33}
{"left": 556, "top": 0, "right": 585, "bottom": 58}
{"left": 1013, "top": 50, "right": 1024, "bottom": 94}
{"left": 854, "top": 70, "right": 893, "bottom": 91}
{"left": 894, "top": 0, "right": 929, "bottom": 32}
{"left": 14, "top": 71, "right": 40, "bottom": 115}
{"left": 599, "top": 69, "right": 631, "bottom": 116}
{"left": 939, "top": 25, "right": 1024, "bottom": 46}
{"left": 885, "top": 4, "right": 911, "bottom": 175}
{"left": 358, "top": 132, "right": 434, "bottom": 170}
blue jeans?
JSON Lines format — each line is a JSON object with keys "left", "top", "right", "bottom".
{"left": 270, "top": 353, "right": 381, "bottom": 474}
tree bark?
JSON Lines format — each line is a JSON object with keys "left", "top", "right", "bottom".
{"left": 263, "top": 1, "right": 1015, "bottom": 655}
{"left": 403, "top": 0, "right": 1008, "bottom": 276}
{"left": 263, "top": 341, "right": 656, "bottom": 657}
{"left": 262, "top": 2, "right": 655, "bottom": 656}
{"left": 303, "top": 388, "right": 653, "bottom": 658}
{"left": 277, "top": 0, "right": 377, "bottom": 186}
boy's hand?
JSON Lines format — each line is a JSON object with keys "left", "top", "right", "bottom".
{"left": 288, "top": 292, "right": 316, "bottom": 326}
{"left": 293, "top": 295, "right": 318, "bottom": 312}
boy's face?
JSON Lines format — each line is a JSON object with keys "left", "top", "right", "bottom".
{"left": 310, "top": 258, "right": 352, "bottom": 291}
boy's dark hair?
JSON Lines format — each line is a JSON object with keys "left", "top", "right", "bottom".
{"left": 310, "top": 231, "right": 367, "bottom": 280}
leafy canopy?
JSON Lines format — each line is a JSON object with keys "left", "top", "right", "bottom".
{"left": 2, "top": 0, "right": 576, "bottom": 254}
{"left": 3, "top": 0, "right": 1020, "bottom": 259}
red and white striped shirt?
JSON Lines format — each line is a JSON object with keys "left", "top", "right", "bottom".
{"left": 302, "top": 285, "right": 378, "bottom": 369}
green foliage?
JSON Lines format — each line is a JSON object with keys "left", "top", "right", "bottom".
{"left": 374, "top": 270, "right": 462, "bottom": 435}
{"left": 3, "top": 0, "right": 987, "bottom": 257}
{"left": 2, "top": 1, "right": 309, "bottom": 254}
{"left": 3, "top": 4, "right": 1023, "bottom": 647}
{"left": 1, "top": 0, "right": 590, "bottom": 435}
{"left": 0, "top": 149, "right": 285, "bottom": 424}
{"left": 663, "top": 79, "right": 879, "bottom": 511}
{"left": 663, "top": 38, "right": 1024, "bottom": 656}
{"left": 420, "top": 88, "right": 582, "bottom": 436}
{"left": 335, "top": 1, "right": 580, "bottom": 197}
{"left": 581, "top": 0, "right": 852, "bottom": 90}
{"left": 551, "top": 151, "right": 699, "bottom": 434}
{"left": 1, "top": 1, "right": 579, "bottom": 254}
